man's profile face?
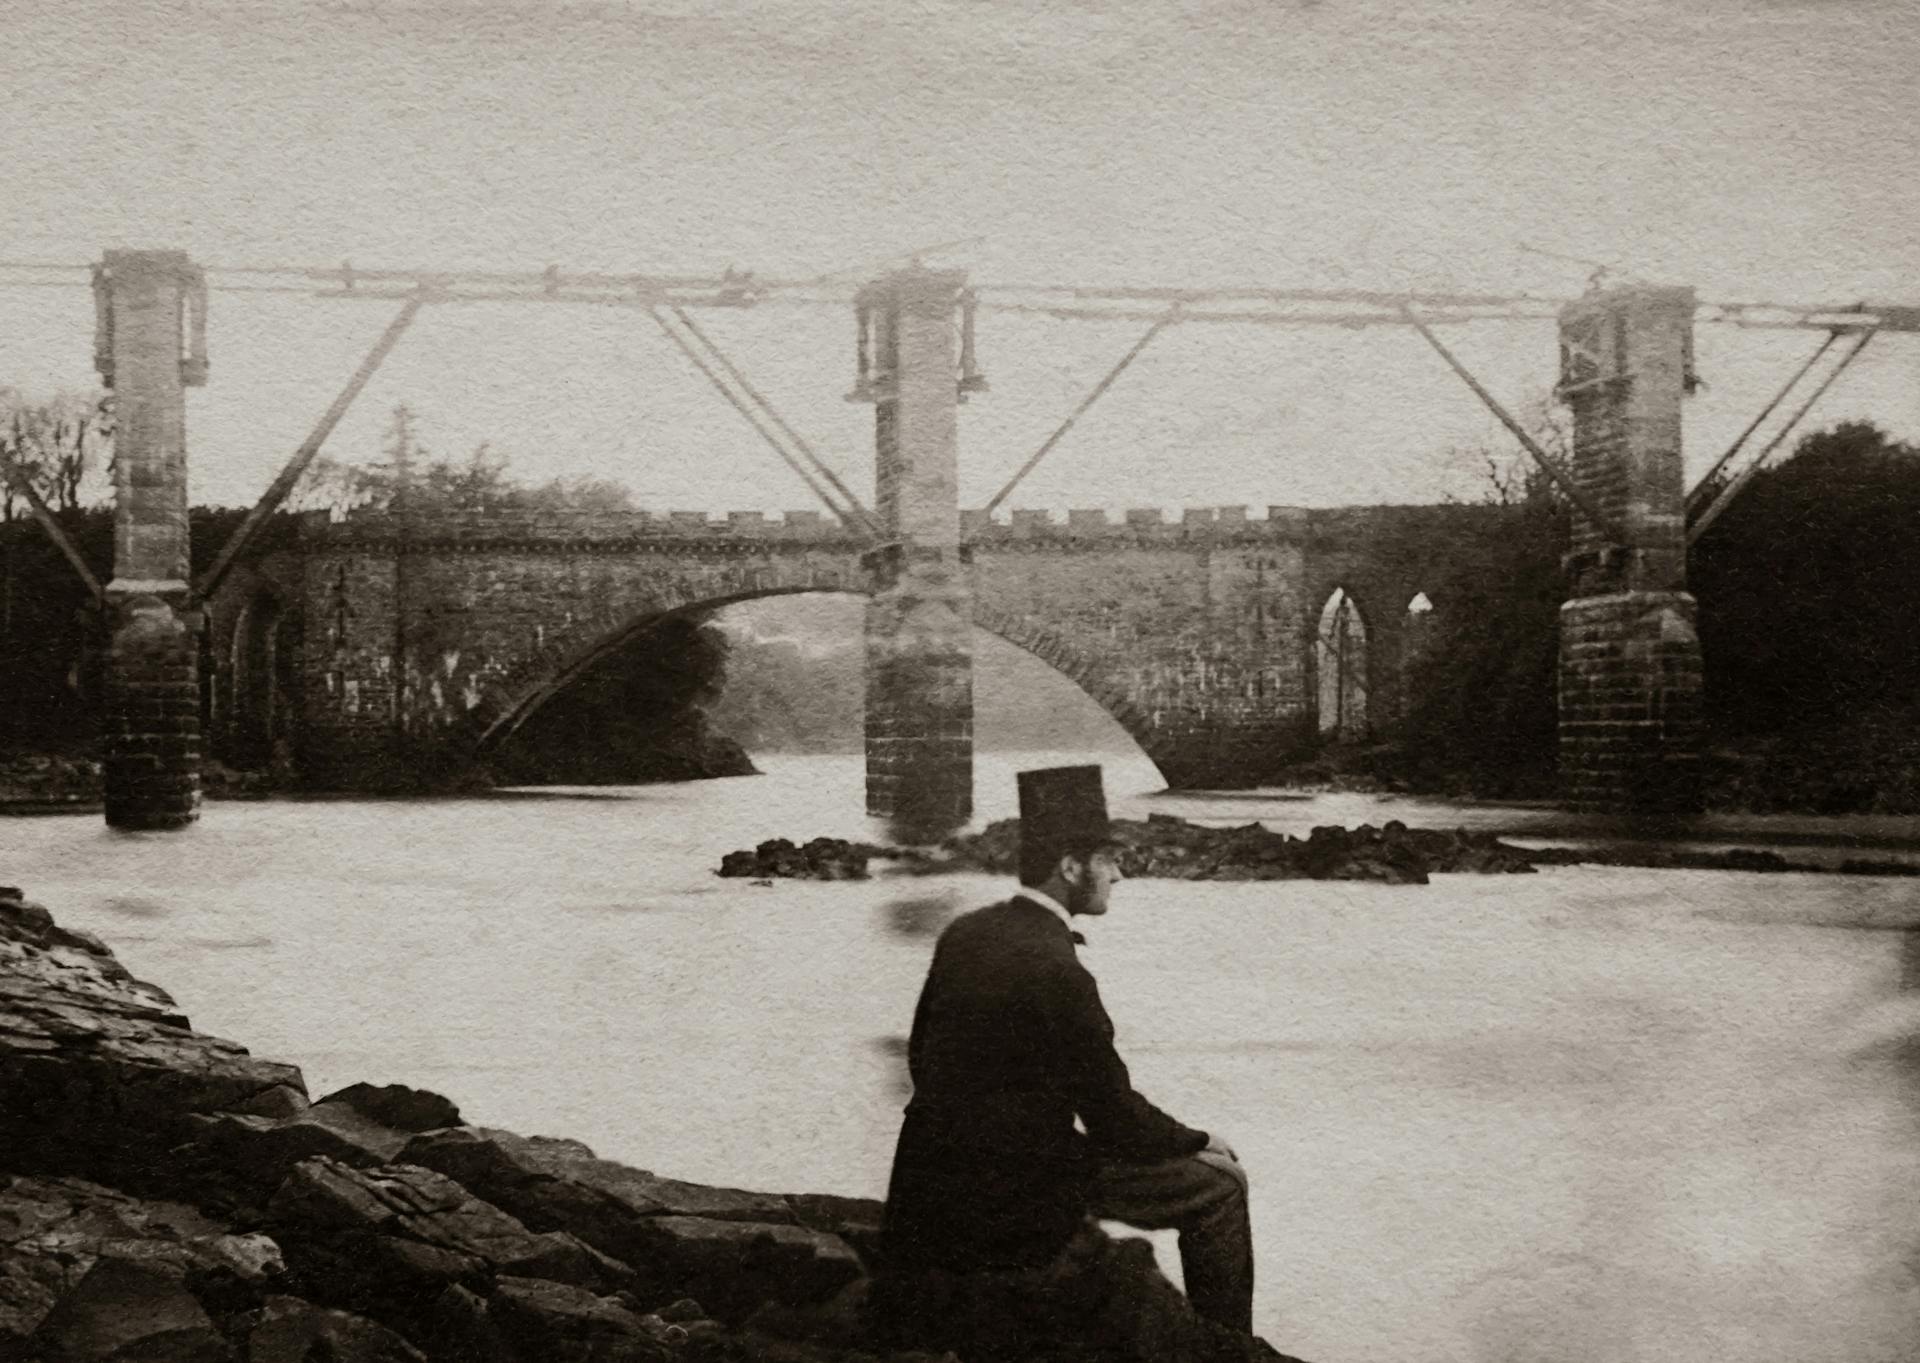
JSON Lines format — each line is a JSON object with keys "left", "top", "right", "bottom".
{"left": 1062, "top": 847, "right": 1124, "bottom": 917}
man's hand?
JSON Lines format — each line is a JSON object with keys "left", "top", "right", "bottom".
{"left": 1194, "top": 1133, "right": 1245, "bottom": 1187}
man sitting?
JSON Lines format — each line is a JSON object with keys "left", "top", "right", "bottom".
{"left": 872, "top": 765, "right": 1305, "bottom": 1362}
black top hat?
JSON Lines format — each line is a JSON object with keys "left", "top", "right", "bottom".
{"left": 1017, "top": 765, "right": 1113, "bottom": 864}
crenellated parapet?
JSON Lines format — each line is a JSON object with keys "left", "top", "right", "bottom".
{"left": 961, "top": 501, "right": 1507, "bottom": 546}
{"left": 316, "top": 507, "right": 865, "bottom": 548}
{"left": 310, "top": 501, "right": 1511, "bottom": 552}
{"left": 246, "top": 491, "right": 1523, "bottom": 798}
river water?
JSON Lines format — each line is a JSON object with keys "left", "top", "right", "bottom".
{"left": 7, "top": 751, "right": 1920, "bottom": 1363}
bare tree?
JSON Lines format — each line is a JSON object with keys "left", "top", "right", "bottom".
{"left": 0, "top": 388, "right": 113, "bottom": 637}
{"left": 0, "top": 388, "right": 114, "bottom": 517}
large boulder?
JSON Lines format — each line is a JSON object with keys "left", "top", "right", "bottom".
{"left": 180, "top": 1083, "right": 465, "bottom": 1213}
{"left": 26, "top": 1256, "right": 233, "bottom": 1362}
{"left": 0, "top": 1174, "right": 286, "bottom": 1358}
{"left": 398, "top": 1128, "right": 864, "bottom": 1321}
{"left": 0, "top": 891, "right": 307, "bottom": 1189}
{"left": 716, "top": 838, "right": 880, "bottom": 881}
{"left": 244, "top": 1294, "right": 426, "bottom": 1363}
{"left": 400, "top": 1128, "right": 794, "bottom": 1228}
{"left": 869, "top": 1224, "right": 1301, "bottom": 1363}
{"left": 317, "top": 1082, "right": 462, "bottom": 1133}
{"left": 487, "top": 1275, "right": 671, "bottom": 1362}
{"left": 266, "top": 1157, "right": 633, "bottom": 1335}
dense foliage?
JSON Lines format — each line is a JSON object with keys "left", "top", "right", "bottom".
{"left": 292, "top": 406, "right": 637, "bottom": 518}
{"left": 4, "top": 387, "right": 1915, "bottom": 809}
{"left": 1691, "top": 421, "right": 1920, "bottom": 811}
{"left": 488, "top": 616, "right": 756, "bottom": 785}
{"left": 1387, "top": 494, "right": 1569, "bottom": 799}
{"left": 1386, "top": 420, "right": 1920, "bottom": 810}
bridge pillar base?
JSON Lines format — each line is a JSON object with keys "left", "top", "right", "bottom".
{"left": 1556, "top": 284, "right": 1701, "bottom": 816}
{"left": 1558, "top": 591, "right": 1702, "bottom": 815}
{"left": 865, "top": 548, "right": 973, "bottom": 838}
{"left": 95, "top": 248, "right": 204, "bottom": 830}
{"left": 103, "top": 594, "right": 202, "bottom": 829}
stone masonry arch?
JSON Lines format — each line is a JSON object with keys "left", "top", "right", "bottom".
{"left": 474, "top": 585, "right": 868, "bottom": 750}
{"left": 1313, "top": 585, "right": 1370, "bottom": 739}
{"left": 281, "top": 513, "right": 869, "bottom": 785}
{"left": 967, "top": 606, "right": 1170, "bottom": 778}
{"left": 484, "top": 595, "right": 1174, "bottom": 777}
{"left": 259, "top": 501, "right": 1525, "bottom": 793}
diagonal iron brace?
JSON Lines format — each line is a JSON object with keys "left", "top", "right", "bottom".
{"left": 1401, "top": 304, "right": 1630, "bottom": 546}
{"left": 0, "top": 445, "right": 104, "bottom": 605}
{"left": 1687, "top": 326, "right": 1877, "bottom": 546}
{"left": 667, "top": 306, "right": 879, "bottom": 533}
{"left": 192, "top": 294, "right": 425, "bottom": 606}
{"left": 1686, "top": 330, "right": 1840, "bottom": 512}
{"left": 984, "top": 310, "right": 1177, "bottom": 516}
{"left": 646, "top": 308, "right": 876, "bottom": 540}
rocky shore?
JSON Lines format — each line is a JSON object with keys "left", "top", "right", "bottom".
{"left": 0, "top": 892, "right": 883, "bottom": 1361}
{"left": 2, "top": 887, "right": 1288, "bottom": 1363}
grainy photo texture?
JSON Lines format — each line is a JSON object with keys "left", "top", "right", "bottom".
{"left": 1, "top": 3, "right": 1917, "bottom": 1361}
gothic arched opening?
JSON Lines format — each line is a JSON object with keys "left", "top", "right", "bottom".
{"left": 227, "top": 593, "right": 301, "bottom": 768}
{"left": 1316, "top": 587, "right": 1369, "bottom": 738}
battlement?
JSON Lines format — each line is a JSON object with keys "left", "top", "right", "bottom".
{"left": 308, "top": 500, "right": 1511, "bottom": 548}
{"left": 962, "top": 501, "right": 1511, "bottom": 544}
{"left": 317, "top": 507, "right": 865, "bottom": 545}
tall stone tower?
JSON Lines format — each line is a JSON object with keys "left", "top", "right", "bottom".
{"left": 94, "top": 249, "right": 207, "bottom": 829}
{"left": 1556, "top": 284, "right": 1703, "bottom": 814}
{"left": 858, "top": 267, "right": 974, "bottom": 836}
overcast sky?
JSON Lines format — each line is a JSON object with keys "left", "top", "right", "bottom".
{"left": 1, "top": 0, "right": 1915, "bottom": 512}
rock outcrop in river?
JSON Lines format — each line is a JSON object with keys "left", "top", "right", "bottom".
{"left": 717, "top": 816, "right": 1540, "bottom": 884}
{"left": 716, "top": 814, "right": 1920, "bottom": 883}
{"left": 0, "top": 886, "right": 1287, "bottom": 1363}
{"left": 937, "top": 816, "right": 1539, "bottom": 884}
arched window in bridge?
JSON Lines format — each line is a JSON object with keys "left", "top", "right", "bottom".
{"left": 1316, "top": 587, "right": 1368, "bottom": 738}
{"left": 229, "top": 594, "right": 300, "bottom": 769}
{"left": 1401, "top": 592, "right": 1437, "bottom": 720}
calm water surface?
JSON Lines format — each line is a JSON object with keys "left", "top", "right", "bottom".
{"left": 7, "top": 752, "right": 1920, "bottom": 1363}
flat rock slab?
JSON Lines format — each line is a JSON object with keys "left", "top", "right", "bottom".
{"left": 488, "top": 1275, "right": 669, "bottom": 1360}
{"left": 398, "top": 1128, "right": 866, "bottom": 1319}
{"left": 268, "top": 1157, "right": 634, "bottom": 1306}
{"left": 26, "top": 1256, "right": 232, "bottom": 1362}
{"left": 1, "top": 896, "right": 308, "bottom": 1186}
{"left": 401, "top": 1127, "right": 796, "bottom": 1228}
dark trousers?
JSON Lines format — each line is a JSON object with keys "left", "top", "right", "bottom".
{"left": 1089, "top": 1152, "right": 1255, "bottom": 1334}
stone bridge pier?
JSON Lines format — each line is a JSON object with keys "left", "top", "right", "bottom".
{"left": 858, "top": 268, "right": 974, "bottom": 834}
{"left": 95, "top": 250, "right": 207, "bottom": 830}
{"left": 97, "top": 246, "right": 1711, "bottom": 826}
{"left": 1556, "top": 284, "right": 1703, "bottom": 814}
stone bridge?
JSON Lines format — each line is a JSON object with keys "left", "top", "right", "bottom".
{"left": 86, "top": 252, "right": 1706, "bottom": 828}
{"left": 208, "top": 499, "right": 1511, "bottom": 802}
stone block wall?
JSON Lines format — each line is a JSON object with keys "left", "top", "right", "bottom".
{"left": 969, "top": 540, "right": 1305, "bottom": 786}
{"left": 96, "top": 250, "right": 205, "bottom": 829}
{"left": 1555, "top": 286, "right": 1703, "bottom": 813}
{"left": 101, "top": 596, "right": 202, "bottom": 827}
{"left": 864, "top": 547, "right": 973, "bottom": 834}
{"left": 252, "top": 499, "right": 1515, "bottom": 796}
{"left": 1559, "top": 592, "right": 1703, "bottom": 812}
{"left": 279, "top": 522, "right": 868, "bottom": 788}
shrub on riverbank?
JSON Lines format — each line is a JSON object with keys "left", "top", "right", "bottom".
{"left": 1341, "top": 422, "right": 1920, "bottom": 813}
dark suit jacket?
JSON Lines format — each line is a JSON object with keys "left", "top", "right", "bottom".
{"left": 880, "top": 895, "right": 1209, "bottom": 1273}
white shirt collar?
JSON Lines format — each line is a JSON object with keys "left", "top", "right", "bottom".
{"left": 1014, "top": 886, "right": 1079, "bottom": 936}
